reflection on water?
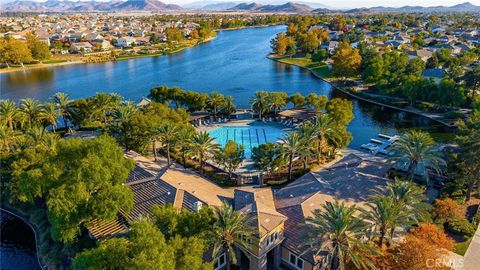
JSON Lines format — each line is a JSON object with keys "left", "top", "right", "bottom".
{"left": 0, "top": 25, "right": 449, "bottom": 148}
{"left": 0, "top": 210, "right": 41, "bottom": 270}
{"left": 5, "top": 68, "right": 54, "bottom": 86}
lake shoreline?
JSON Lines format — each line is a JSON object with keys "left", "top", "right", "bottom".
{"left": 0, "top": 207, "right": 45, "bottom": 269}
{"left": 267, "top": 54, "right": 459, "bottom": 129}
{"left": 0, "top": 24, "right": 281, "bottom": 75}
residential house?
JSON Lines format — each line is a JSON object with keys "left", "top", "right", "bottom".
{"left": 423, "top": 68, "right": 446, "bottom": 84}
{"left": 116, "top": 36, "right": 136, "bottom": 47}
{"left": 70, "top": 42, "right": 93, "bottom": 53}
{"left": 407, "top": 49, "right": 433, "bottom": 62}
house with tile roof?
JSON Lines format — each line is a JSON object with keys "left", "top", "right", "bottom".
{"left": 86, "top": 151, "right": 393, "bottom": 270}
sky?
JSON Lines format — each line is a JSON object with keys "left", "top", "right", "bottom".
{"left": 2, "top": 0, "right": 480, "bottom": 9}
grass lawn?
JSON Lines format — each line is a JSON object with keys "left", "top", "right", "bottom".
{"left": 454, "top": 238, "right": 472, "bottom": 255}
{"left": 273, "top": 56, "right": 334, "bottom": 79}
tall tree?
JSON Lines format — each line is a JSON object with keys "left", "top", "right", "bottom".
{"left": 304, "top": 201, "right": 377, "bottom": 270}
{"left": 156, "top": 124, "right": 178, "bottom": 165}
{"left": 50, "top": 92, "right": 74, "bottom": 130}
{"left": 0, "top": 99, "right": 19, "bottom": 130}
{"left": 332, "top": 42, "right": 362, "bottom": 79}
{"left": 210, "top": 203, "right": 252, "bottom": 270}
{"left": 388, "top": 131, "right": 445, "bottom": 182}
{"left": 251, "top": 91, "right": 270, "bottom": 120}
{"left": 40, "top": 102, "right": 60, "bottom": 132}
{"left": 19, "top": 98, "right": 42, "bottom": 128}
{"left": 215, "top": 140, "right": 244, "bottom": 180}
{"left": 190, "top": 131, "right": 219, "bottom": 175}
{"left": 277, "top": 131, "right": 303, "bottom": 181}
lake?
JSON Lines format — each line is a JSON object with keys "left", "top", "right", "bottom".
{"left": 0, "top": 210, "right": 41, "bottom": 270}
{"left": 0, "top": 25, "right": 447, "bottom": 148}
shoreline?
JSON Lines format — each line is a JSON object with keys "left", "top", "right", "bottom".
{"left": 0, "top": 35, "right": 217, "bottom": 74}
{"left": 1, "top": 207, "right": 46, "bottom": 270}
{"left": 267, "top": 55, "right": 459, "bottom": 129}
{"left": 0, "top": 24, "right": 281, "bottom": 75}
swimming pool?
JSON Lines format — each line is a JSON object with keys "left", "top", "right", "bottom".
{"left": 208, "top": 122, "right": 287, "bottom": 159}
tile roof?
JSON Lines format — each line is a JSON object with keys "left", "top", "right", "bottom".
{"left": 274, "top": 154, "right": 391, "bottom": 264}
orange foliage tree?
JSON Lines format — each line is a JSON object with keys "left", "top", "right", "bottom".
{"left": 433, "top": 198, "right": 464, "bottom": 223}
{"left": 410, "top": 223, "right": 455, "bottom": 251}
{"left": 390, "top": 235, "right": 450, "bottom": 270}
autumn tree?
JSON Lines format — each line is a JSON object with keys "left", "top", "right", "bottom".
{"left": 26, "top": 32, "right": 51, "bottom": 62}
{"left": 332, "top": 42, "right": 362, "bottom": 79}
{"left": 410, "top": 223, "right": 454, "bottom": 251}
{"left": 165, "top": 27, "right": 184, "bottom": 43}
{"left": 0, "top": 36, "right": 33, "bottom": 67}
{"left": 271, "top": 32, "right": 295, "bottom": 56}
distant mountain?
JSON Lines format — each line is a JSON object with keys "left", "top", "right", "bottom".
{"left": 0, "top": 0, "right": 183, "bottom": 12}
{"left": 347, "top": 2, "right": 480, "bottom": 13}
{"left": 115, "top": 0, "right": 182, "bottom": 11}
{"left": 229, "top": 2, "right": 313, "bottom": 13}
{"left": 199, "top": 2, "right": 239, "bottom": 10}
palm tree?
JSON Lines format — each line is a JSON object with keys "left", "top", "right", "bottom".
{"left": 384, "top": 179, "right": 430, "bottom": 225}
{"left": 0, "top": 124, "right": 20, "bottom": 153}
{"left": 267, "top": 92, "right": 287, "bottom": 116}
{"left": 312, "top": 115, "right": 340, "bottom": 163}
{"left": 190, "top": 131, "right": 219, "bottom": 174}
{"left": 208, "top": 92, "right": 226, "bottom": 120}
{"left": 25, "top": 126, "right": 58, "bottom": 150}
{"left": 251, "top": 91, "right": 270, "bottom": 120}
{"left": 0, "top": 99, "right": 19, "bottom": 130}
{"left": 277, "top": 131, "right": 303, "bottom": 181}
{"left": 304, "top": 201, "right": 377, "bottom": 270}
{"left": 298, "top": 123, "right": 317, "bottom": 169}
{"left": 222, "top": 96, "right": 236, "bottom": 119}
{"left": 177, "top": 128, "right": 194, "bottom": 166}
{"left": 51, "top": 92, "right": 74, "bottom": 129}
{"left": 89, "top": 92, "right": 121, "bottom": 124}
{"left": 112, "top": 102, "right": 138, "bottom": 126}
{"left": 40, "top": 103, "right": 60, "bottom": 132}
{"left": 20, "top": 98, "right": 43, "bottom": 128}
{"left": 388, "top": 130, "right": 446, "bottom": 182}
{"left": 156, "top": 124, "right": 178, "bottom": 165}
{"left": 361, "top": 196, "right": 408, "bottom": 247}
{"left": 210, "top": 203, "right": 252, "bottom": 270}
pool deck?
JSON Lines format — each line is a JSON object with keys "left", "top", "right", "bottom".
{"left": 197, "top": 119, "right": 293, "bottom": 178}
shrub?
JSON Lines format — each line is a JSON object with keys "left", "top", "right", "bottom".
{"left": 447, "top": 216, "right": 476, "bottom": 238}
{"left": 433, "top": 198, "right": 464, "bottom": 223}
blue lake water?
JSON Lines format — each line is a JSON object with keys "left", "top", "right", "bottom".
{"left": 208, "top": 122, "right": 287, "bottom": 158}
{"left": 0, "top": 25, "right": 447, "bottom": 149}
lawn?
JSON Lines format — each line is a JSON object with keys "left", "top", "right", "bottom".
{"left": 454, "top": 238, "right": 472, "bottom": 255}
{"left": 273, "top": 56, "right": 333, "bottom": 79}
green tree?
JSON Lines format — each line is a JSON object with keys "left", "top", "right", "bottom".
{"left": 19, "top": 98, "right": 42, "bottom": 128}
{"left": 304, "top": 201, "right": 377, "bottom": 270}
{"left": 305, "top": 93, "right": 327, "bottom": 111}
{"left": 190, "top": 131, "right": 219, "bottom": 175}
{"left": 438, "top": 78, "right": 466, "bottom": 107}
{"left": 326, "top": 98, "right": 354, "bottom": 126}
{"left": 278, "top": 131, "right": 303, "bottom": 181}
{"left": 26, "top": 32, "right": 51, "bottom": 62}
{"left": 251, "top": 91, "right": 270, "bottom": 120}
{"left": 215, "top": 140, "right": 244, "bottom": 180}
{"left": 288, "top": 92, "right": 306, "bottom": 108}
{"left": 207, "top": 91, "right": 226, "bottom": 120}
{"left": 362, "top": 196, "right": 408, "bottom": 247}
{"left": 151, "top": 204, "right": 215, "bottom": 239}
{"left": 389, "top": 131, "right": 445, "bottom": 182}
{"left": 0, "top": 99, "right": 19, "bottom": 130}
{"left": 210, "top": 203, "right": 252, "bottom": 270}
{"left": 267, "top": 92, "right": 288, "bottom": 115}
{"left": 155, "top": 124, "right": 178, "bottom": 165}
{"left": 40, "top": 102, "right": 60, "bottom": 132}
{"left": 406, "top": 57, "right": 426, "bottom": 77}
{"left": 50, "top": 92, "right": 75, "bottom": 130}
{"left": 10, "top": 135, "right": 135, "bottom": 243}
{"left": 73, "top": 220, "right": 211, "bottom": 270}
{"left": 311, "top": 114, "right": 341, "bottom": 162}
{"left": 252, "top": 142, "right": 282, "bottom": 175}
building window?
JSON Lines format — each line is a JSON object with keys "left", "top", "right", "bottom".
{"left": 286, "top": 252, "right": 304, "bottom": 270}
{"left": 214, "top": 253, "right": 226, "bottom": 270}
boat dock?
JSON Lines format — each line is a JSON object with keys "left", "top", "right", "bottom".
{"left": 361, "top": 134, "right": 400, "bottom": 156}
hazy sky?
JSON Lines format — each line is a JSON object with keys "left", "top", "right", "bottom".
{"left": 3, "top": 0, "right": 480, "bottom": 8}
